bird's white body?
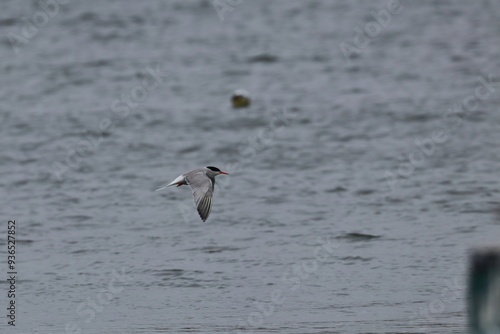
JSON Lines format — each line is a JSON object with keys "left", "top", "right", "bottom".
{"left": 167, "top": 174, "right": 186, "bottom": 187}
{"left": 156, "top": 166, "right": 228, "bottom": 222}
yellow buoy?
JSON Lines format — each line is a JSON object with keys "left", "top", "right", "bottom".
{"left": 231, "top": 89, "right": 250, "bottom": 108}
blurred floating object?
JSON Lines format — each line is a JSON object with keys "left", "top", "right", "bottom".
{"left": 247, "top": 54, "right": 279, "bottom": 63}
{"left": 336, "top": 232, "right": 381, "bottom": 242}
{"left": 469, "top": 246, "right": 500, "bottom": 334}
{"left": 231, "top": 89, "right": 250, "bottom": 109}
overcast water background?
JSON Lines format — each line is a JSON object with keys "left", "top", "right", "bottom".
{"left": 1, "top": 1, "right": 500, "bottom": 333}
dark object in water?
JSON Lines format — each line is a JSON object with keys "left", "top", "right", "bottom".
{"left": 231, "top": 89, "right": 250, "bottom": 108}
{"left": 469, "top": 246, "right": 500, "bottom": 334}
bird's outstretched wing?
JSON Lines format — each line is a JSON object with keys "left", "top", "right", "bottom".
{"left": 186, "top": 171, "right": 214, "bottom": 222}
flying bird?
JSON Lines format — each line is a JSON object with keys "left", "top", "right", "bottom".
{"left": 156, "top": 166, "right": 229, "bottom": 222}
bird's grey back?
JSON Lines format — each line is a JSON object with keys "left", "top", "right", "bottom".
{"left": 185, "top": 168, "right": 216, "bottom": 189}
{"left": 185, "top": 168, "right": 214, "bottom": 221}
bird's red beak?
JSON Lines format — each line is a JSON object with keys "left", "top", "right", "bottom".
{"left": 219, "top": 171, "right": 229, "bottom": 175}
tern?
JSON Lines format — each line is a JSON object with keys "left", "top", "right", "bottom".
{"left": 156, "top": 166, "right": 229, "bottom": 222}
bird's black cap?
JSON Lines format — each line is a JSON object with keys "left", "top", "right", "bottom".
{"left": 206, "top": 166, "right": 221, "bottom": 172}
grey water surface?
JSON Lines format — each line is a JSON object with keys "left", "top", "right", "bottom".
{"left": 1, "top": 1, "right": 500, "bottom": 333}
